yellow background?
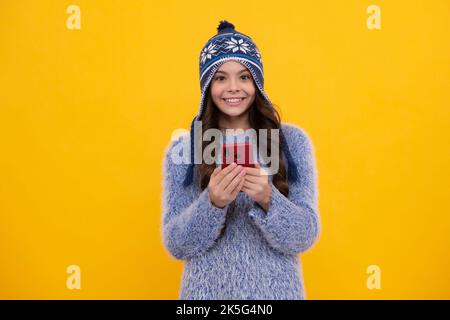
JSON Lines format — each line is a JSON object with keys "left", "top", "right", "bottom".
{"left": 1, "top": 0, "right": 449, "bottom": 299}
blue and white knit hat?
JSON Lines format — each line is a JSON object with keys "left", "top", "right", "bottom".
{"left": 183, "top": 20, "right": 299, "bottom": 187}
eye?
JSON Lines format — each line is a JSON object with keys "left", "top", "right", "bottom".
{"left": 241, "top": 74, "right": 251, "bottom": 80}
{"left": 215, "top": 76, "right": 225, "bottom": 81}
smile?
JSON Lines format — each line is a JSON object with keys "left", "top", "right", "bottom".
{"left": 222, "top": 97, "right": 246, "bottom": 106}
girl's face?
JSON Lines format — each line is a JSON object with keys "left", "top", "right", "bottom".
{"left": 210, "top": 61, "right": 256, "bottom": 121}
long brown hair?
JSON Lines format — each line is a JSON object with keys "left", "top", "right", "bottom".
{"left": 196, "top": 83, "right": 290, "bottom": 198}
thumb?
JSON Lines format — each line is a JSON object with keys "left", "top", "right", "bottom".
{"left": 255, "top": 162, "right": 268, "bottom": 176}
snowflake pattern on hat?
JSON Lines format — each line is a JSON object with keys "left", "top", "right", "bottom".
{"left": 224, "top": 37, "right": 251, "bottom": 53}
{"left": 199, "top": 34, "right": 263, "bottom": 72}
{"left": 200, "top": 43, "right": 218, "bottom": 65}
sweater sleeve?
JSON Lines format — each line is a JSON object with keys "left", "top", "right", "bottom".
{"left": 161, "top": 135, "right": 231, "bottom": 260}
{"left": 247, "top": 126, "right": 321, "bottom": 256}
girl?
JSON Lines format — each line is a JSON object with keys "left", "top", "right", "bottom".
{"left": 161, "top": 21, "right": 320, "bottom": 300}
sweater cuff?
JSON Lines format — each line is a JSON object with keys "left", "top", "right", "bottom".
{"left": 204, "top": 186, "right": 231, "bottom": 213}
{"left": 247, "top": 182, "right": 280, "bottom": 226}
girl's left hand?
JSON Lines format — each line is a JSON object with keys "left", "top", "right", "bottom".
{"left": 242, "top": 163, "right": 272, "bottom": 212}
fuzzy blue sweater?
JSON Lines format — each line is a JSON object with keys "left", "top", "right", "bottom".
{"left": 161, "top": 123, "right": 320, "bottom": 300}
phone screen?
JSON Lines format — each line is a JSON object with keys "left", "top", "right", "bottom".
{"left": 220, "top": 141, "right": 256, "bottom": 169}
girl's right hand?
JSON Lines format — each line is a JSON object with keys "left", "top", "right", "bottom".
{"left": 208, "top": 162, "right": 246, "bottom": 209}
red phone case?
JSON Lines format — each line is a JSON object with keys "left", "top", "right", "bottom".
{"left": 220, "top": 141, "right": 256, "bottom": 169}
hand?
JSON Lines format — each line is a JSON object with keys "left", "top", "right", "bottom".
{"left": 242, "top": 163, "right": 272, "bottom": 212}
{"left": 208, "top": 162, "right": 246, "bottom": 209}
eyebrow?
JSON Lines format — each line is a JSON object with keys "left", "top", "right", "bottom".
{"left": 215, "top": 69, "right": 250, "bottom": 75}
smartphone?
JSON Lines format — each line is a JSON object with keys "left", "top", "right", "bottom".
{"left": 220, "top": 141, "right": 256, "bottom": 169}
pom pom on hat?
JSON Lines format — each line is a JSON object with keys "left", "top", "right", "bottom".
{"left": 217, "top": 20, "right": 235, "bottom": 34}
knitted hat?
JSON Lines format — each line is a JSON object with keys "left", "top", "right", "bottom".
{"left": 183, "top": 20, "right": 299, "bottom": 187}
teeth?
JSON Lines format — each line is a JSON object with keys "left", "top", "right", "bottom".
{"left": 225, "top": 98, "right": 243, "bottom": 102}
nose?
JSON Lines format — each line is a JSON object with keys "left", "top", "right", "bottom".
{"left": 227, "top": 77, "right": 240, "bottom": 93}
